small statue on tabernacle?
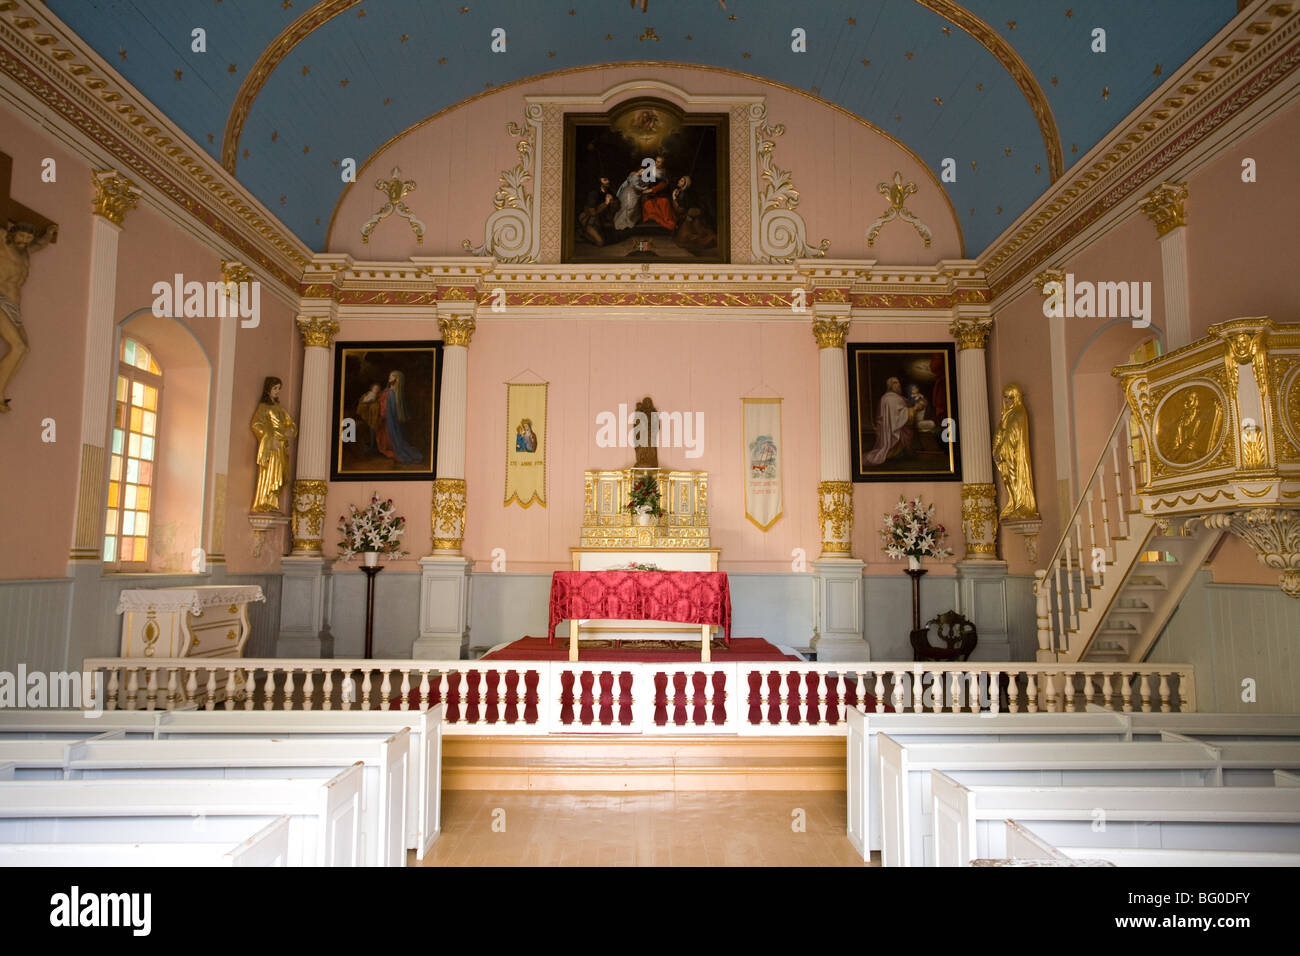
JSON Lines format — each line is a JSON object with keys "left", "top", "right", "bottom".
{"left": 250, "top": 376, "right": 297, "bottom": 512}
{"left": 633, "top": 395, "right": 658, "bottom": 469}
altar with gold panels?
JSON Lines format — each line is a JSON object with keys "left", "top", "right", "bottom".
{"left": 563, "top": 468, "right": 721, "bottom": 658}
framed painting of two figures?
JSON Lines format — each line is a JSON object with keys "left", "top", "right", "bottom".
{"left": 847, "top": 342, "right": 962, "bottom": 482}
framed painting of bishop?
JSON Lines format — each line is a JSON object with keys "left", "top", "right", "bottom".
{"left": 846, "top": 342, "right": 961, "bottom": 482}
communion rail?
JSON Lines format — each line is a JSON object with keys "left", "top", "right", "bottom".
{"left": 81, "top": 658, "right": 1196, "bottom": 733}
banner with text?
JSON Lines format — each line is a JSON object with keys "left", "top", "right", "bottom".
{"left": 743, "top": 397, "right": 782, "bottom": 530}
{"left": 505, "top": 382, "right": 548, "bottom": 507}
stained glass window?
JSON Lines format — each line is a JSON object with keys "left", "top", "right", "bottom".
{"left": 104, "top": 337, "right": 163, "bottom": 568}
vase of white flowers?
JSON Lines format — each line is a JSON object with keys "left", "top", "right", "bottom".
{"left": 338, "top": 493, "right": 408, "bottom": 562}
{"left": 879, "top": 496, "right": 953, "bottom": 568}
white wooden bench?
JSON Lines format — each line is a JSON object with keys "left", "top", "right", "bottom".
{"left": 878, "top": 735, "right": 1300, "bottom": 866}
{"left": 0, "top": 705, "right": 443, "bottom": 859}
{"left": 1003, "top": 819, "right": 1300, "bottom": 867}
{"left": 152, "top": 706, "right": 442, "bottom": 859}
{"left": 847, "top": 710, "right": 1300, "bottom": 860}
{"left": 932, "top": 773, "right": 1300, "bottom": 866}
{"left": 0, "top": 815, "right": 291, "bottom": 867}
{"left": 0, "top": 764, "right": 363, "bottom": 866}
{"left": 50, "top": 730, "right": 409, "bottom": 867}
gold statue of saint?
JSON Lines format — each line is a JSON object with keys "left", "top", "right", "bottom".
{"left": 250, "top": 376, "right": 297, "bottom": 512}
{"left": 992, "top": 383, "right": 1039, "bottom": 520}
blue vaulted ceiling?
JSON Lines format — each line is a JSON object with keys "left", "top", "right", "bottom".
{"left": 44, "top": 0, "right": 1237, "bottom": 256}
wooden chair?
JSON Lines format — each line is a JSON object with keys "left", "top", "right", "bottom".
{"left": 910, "top": 610, "right": 978, "bottom": 663}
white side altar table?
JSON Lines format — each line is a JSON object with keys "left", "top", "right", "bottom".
{"left": 116, "top": 586, "right": 265, "bottom": 658}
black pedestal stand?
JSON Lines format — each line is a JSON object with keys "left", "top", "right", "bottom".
{"left": 361, "top": 565, "right": 383, "bottom": 660}
{"left": 905, "top": 567, "right": 928, "bottom": 631}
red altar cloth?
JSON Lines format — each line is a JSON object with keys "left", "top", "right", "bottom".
{"left": 547, "top": 571, "right": 732, "bottom": 644}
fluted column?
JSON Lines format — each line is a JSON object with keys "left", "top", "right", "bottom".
{"left": 1139, "top": 181, "right": 1190, "bottom": 349}
{"left": 814, "top": 316, "right": 853, "bottom": 556}
{"left": 950, "top": 317, "right": 998, "bottom": 560}
{"left": 1033, "top": 267, "right": 1075, "bottom": 520}
{"left": 69, "top": 170, "right": 140, "bottom": 563}
{"left": 431, "top": 313, "right": 474, "bottom": 553}
{"left": 289, "top": 314, "right": 338, "bottom": 554}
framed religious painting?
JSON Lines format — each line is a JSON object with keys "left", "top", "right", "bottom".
{"left": 330, "top": 341, "right": 442, "bottom": 481}
{"left": 846, "top": 342, "right": 962, "bottom": 482}
{"left": 562, "top": 97, "right": 729, "bottom": 264}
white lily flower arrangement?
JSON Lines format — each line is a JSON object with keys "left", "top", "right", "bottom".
{"left": 337, "top": 492, "right": 408, "bottom": 561}
{"left": 879, "top": 495, "right": 953, "bottom": 562}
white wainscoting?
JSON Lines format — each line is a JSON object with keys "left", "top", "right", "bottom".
{"left": 0, "top": 578, "right": 74, "bottom": 674}
{"left": 328, "top": 569, "right": 422, "bottom": 659}
{"left": 1150, "top": 571, "right": 1300, "bottom": 714}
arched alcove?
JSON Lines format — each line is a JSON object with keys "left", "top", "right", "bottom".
{"left": 111, "top": 309, "right": 212, "bottom": 573}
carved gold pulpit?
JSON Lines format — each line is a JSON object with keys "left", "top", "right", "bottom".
{"left": 1116, "top": 318, "right": 1300, "bottom": 597}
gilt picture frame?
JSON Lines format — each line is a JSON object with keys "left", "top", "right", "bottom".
{"left": 330, "top": 341, "right": 442, "bottom": 481}
{"left": 847, "top": 342, "right": 961, "bottom": 482}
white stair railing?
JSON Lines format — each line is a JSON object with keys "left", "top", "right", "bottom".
{"left": 1034, "top": 410, "right": 1142, "bottom": 659}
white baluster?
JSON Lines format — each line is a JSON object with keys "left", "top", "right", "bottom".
{"left": 1111, "top": 438, "right": 1129, "bottom": 539}
{"left": 380, "top": 670, "right": 392, "bottom": 712}
{"left": 1063, "top": 671, "right": 1076, "bottom": 712}
{"left": 1159, "top": 673, "right": 1172, "bottom": 713}
{"left": 419, "top": 670, "right": 431, "bottom": 710}
{"left": 400, "top": 670, "right": 412, "bottom": 712}
{"left": 223, "top": 669, "right": 237, "bottom": 710}
{"left": 968, "top": 672, "right": 980, "bottom": 713}
{"left": 126, "top": 669, "right": 140, "bottom": 711}
{"left": 145, "top": 668, "right": 158, "bottom": 711}
{"left": 1085, "top": 484, "right": 1101, "bottom": 589}
{"left": 1074, "top": 516, "right": 1090, "bottom": 610}
{"left": 1121, "top": 673, "right": 1134, "bottom": 713}
{"left": 241, "top": 667, "right": 254, "bottom": 710}
{"left": 891, "top": 670, "right": 905, "bottom": 714}
{"left": 361, "top": 671, "right": 373, "bottom": 711}
{"left": 283, "top": 669, "right": 297, "bottom": 710}
{"left": 1101, "top": 672, "right": 1114, "bottom": 711}
{"left": 165, "top": 668, "right": 179, "bottom": 710}
{"left": 1063, "top": 546, "right": 1077, "bottom": 634}
{"left": 439, "top": 673, "right": 450, "bottom": 720}
{"left": 1043, "top": 672, "right": 1057, "bottom": 713}
{"left": 1025, "top": 673, "right": 1038, "bottom": 714}
{"left": 495, "top": 670, "right": 507, "bottom": 724}
{"left": 1084, "top": 673, "right": 1096, "bottom": 708}
{"left": 911, "top": 671, "right": 923, "bottom": 713}
{"left": 1140, "top": 673, "right": 1153, "bottom": 713}
{"left": 302, "top": 670, "right": 315, "bottom": 712}
{"left": 1007, "top": 672, "right": 1020, "bottom": 713}
{"left": 322, "top": 671, "right": 334, "bottom": 711}
{"left": 985, "top": 671, "right": 999, "bottom": 714}
{"left": 872, "top": 673, "right": 884, "bottom": 713}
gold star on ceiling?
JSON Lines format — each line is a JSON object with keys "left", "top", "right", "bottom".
{"left": 893, "top": 113, "right": 901, "bottom": 121}
{"left": 302, "top": 145, "right": 309, "bottom": 154}
{"left": 206, "top": 133, "right": 214, "bottom": 143}
{"left": 280, "top": 195, "right": 286, "bottom": 205}
{"left": 227, "top": 63, "right": 236, "bottom": 73}
{"left": 242, "top": 148, "right": 249, "bottom": 159}
{"left": 1035, "top": 162, "right": 1041, "bottom": 174}
{"left": 847, "top": 17, "right": 855, "bottom": 25}
{"left": 742, "top": 52, "right": 750, "bottom": 59}
{"left": 1065, "top": 9, "right": 1073, "bottom": 17}
{"left": 861, "top": 59, "right": 870, "bottom": 66}
{"left": 384, "top": 97, "right": 391, "bottom": 105}
{"left": 569, "top": 8, "right": 575, "bottom": 14}
{"left": 118, "top": 46, "right": 126, "bottom": 60}
{"left": 996, "top": 206, "right": 1002, "bottom": 214}
{"left": 315, "top": 217, "right": 320, "bottom": 225}
{"left": 905, "top": 51, "right": 913, "bottom": 60}
{"left": 340, "top": 78, "right": 349, "bottom": 86}
{"left": 1007, "top": 20, "right": 1016, "bottom": 29}
{"left": 969, "top": 208, "right": 974, "bottom": 215}
{"left": 548, "top": 51, "right": 555, "bottom": 57}
{"left": 1102, "top": 86, "right": 1110, "bottom": 100}
{"left": 332, "top": 159, "right": 339, "bottom": 167}
{"left": 400, "top": 34, "right": 408, "bottom": 43}
{"left": 1051, "top": 76, "right": 1058, "bottom": 85}
{"left": 460, "top": 6, "right": 468, "bottom": 12}
{"left": 174, "top": 69, "right": 182, "bottom": 80}
{"left": 438, "top": 57, "right": 446, "bottom": 64}
{"left": 356, "top": 8, "right": 365, "bottom": 17}
{"left": 976, "top": 83, "right": 983, "bottom": 90}
{"left": 283, "top": 1, "right": 292, "bottom": 8}
{"left": 1004, "top": 147, "right": 1012, "bottom": 156}
{"left": 970, "top": 161, "right": 977, "bottom": 170}
{"left": 933, "top": 96, "right": 942, "bottom": 105}
{"left": 271, "top": 130, "right": 278, "bottom": 141}
{"left": 1071, "top": 143, "right": 1078, "bottom": 153}
{"left": 1153, "top": 63, "right": 1162, "bottom": 75}
{"left": 301, "top": 65, "right": 310, "bottom": 76}
{"left": 942, "top": 26, "right": 950, "bottom": 35}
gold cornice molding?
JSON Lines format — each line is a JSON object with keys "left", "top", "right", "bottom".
{"left": 325, "top": 61, "right": 965, "bottom": 256}
{"left": 914, "top": 0, "right": 1064, "bottom": 182}
{"left": 1139, "top": 181, "right": 1189, "bottom": 236}
{"left": 221, "top": 0, "right": 361, "bottom": 174}
{"left": 0, "top": 0, "right": 312, "bottom": 287}
{"left": 979, "top": 0, "right": 1300, "bottom": 295}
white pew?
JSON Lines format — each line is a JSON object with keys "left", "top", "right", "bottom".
{"left": 0, "top": 815, "right": 291, "bottom": 867}
{"left": 0, "top": 710, "right": 163, "bottom": 737}
{"left": 847, "top": 709, "right": 1300, "bottom": 860}
{"left": 152, "top": 706, "right": 442, "bottom": 859}
{"left": 0, "top": 765, "right": 362, "bottom": 866}
{"left": 878, "top": 735, "right": 1300, "bottom": 866}
{"left": 1005, "top": 820, "right": 1300, "bottom": 867}
{"left": 54, "top": 730, "right": 408, "bottom": 867}
{"left": 0, "top": 730, "right": 133, "bottom": 776}
{"left": 933, "top": 773, "right": 1300, "bottom": 866}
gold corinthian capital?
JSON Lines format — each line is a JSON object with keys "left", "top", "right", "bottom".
{"left": 439, "top": 316, "right": 477, "bottom": 348}
{"left": 949, "top": 317, "right": 993, "bottom": 351}
{"left": 91, "top": 170, "right": 141, "bottom": 225}
{"left": 296, "top": 315, "right": 339, "bottom": 349}
{"left": 812, "top": 318, "right": 849, "bottom": 350}
{"left": 1138, "top": 181, "right": 1188, "bottom": 237}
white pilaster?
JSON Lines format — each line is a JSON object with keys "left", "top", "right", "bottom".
{"left": 206, "top": 262, "right": 242, "bottom": 567}
{"left": 1139, "top": 181, "right": 1191, "bottom": 349}
{"left": 950, "top": 317, "right": 998, "bottom": 560}
{"left": 1034, "top": 269, "right": 1075, "bottom": 519}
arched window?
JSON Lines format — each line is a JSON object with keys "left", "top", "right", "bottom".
{"left": 104, "top": 336, "right": 162, "bottom": 567}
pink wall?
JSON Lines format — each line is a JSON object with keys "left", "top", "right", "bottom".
{"left": 0, "top": 105, "right": 92, "bottom": 579}
{"left": 327, "top": 64, "right": 963, "bottom": 263}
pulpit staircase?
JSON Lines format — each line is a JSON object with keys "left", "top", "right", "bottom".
{"left": 1034, "top": 411, "right": 1222, "bottom": 663}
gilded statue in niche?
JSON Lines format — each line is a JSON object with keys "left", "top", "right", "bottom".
{"left": 1155, "top": 385, "right": 1223, "bottom": 466}
{"left": 250, "top": 376, "right": 298, "bottom": 512}
{"left": 992, "top": 383, "right": 1038, "bottom": 520}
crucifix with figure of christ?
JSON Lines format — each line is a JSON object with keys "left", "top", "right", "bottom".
{"left": 0, "top": 151, "right": 59, "bottom": 414}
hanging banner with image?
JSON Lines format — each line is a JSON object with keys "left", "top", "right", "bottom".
{"left": 505, "top": 382, "right": 548, "bottom": 507}
{"left": 742, "top": 397, "right": 782, "bottom": 530}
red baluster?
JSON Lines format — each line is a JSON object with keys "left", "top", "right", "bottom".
{"left": 747, "top": 670, "right": 762, "bottom": 725}
{"left": 465, "top": 671, "right": 481, "bottom": 724}
{"left": 523, "top": 670, "right": 539, "bottom": 724}
{"left": 785, "top": 671, "right": 801, "bottom": 724}
{"left": 843, "top": 674, "right": 858, "bottom": 709}
{"left": 673, "top": 672, "right": 688, "bottom": 726}
{"left": 691, "top": 671, "right": 707, "bottom": 725}
{"left": 766, "top": 671, "right": 782, "bottom": 725}
{"left": 598, "top": 671, "right": 614, "bottom": 725}
{"left": 484, "top": 669, "right": 499, "bottom": 724}
{"left": 504, "top": 670, "right": 519, "bottom": 724}
{"left": 711, "top": 671, "right": 726, "bottom": 725}
{"left": 579, "top": 671, "right": 595, "bottom": 725}
{"left": 653, "top": 671, "right": 668, "bottom": 726}
{"left": 559, "top": 670, "right": 575, "bottom": 725}
{"left": 618, "top": 671, "right": 634, "bottom": 726}
{"left": 445, "top": 671, "right": 461, "bottom": 723}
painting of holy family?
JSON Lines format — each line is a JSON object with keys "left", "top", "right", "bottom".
{"left": 846, "top": 342, "right": 962, "bottom": 482}
{"left": 331, "top": 341, "right": 442, "bottom": 480}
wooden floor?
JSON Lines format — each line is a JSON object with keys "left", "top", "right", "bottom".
{"left": 411, "top": 790, "right": 876, "bottom": 866}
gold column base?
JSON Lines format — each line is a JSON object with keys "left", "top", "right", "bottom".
{"left": 817, "top": 480, "right": 854, "bottom": 556}
{"left": 290, "top": 478, "right": 329, "bottom": 554}
{"left": 961, "top": 483, "right": 999, "bottom": 559}
{"left": 432, "top": 478, "right": 467, "bottom": 553}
